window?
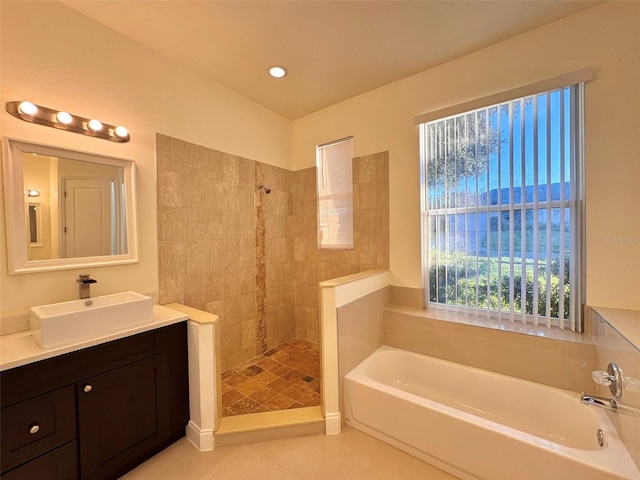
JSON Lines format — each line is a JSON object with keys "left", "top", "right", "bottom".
{"left": 317, "top": 137, "right": 354, "bottom": 249}
{"left": 420, "top": 85, "right": 583, "bottom": 331}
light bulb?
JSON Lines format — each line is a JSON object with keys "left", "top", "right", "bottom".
{"left": 27, "top": 189, "right": 40, "bottom": 197}
{"left": 18, "top": 101, "right": 38, "bottom": 115}
{"left": 56, "top": 111, "right": 73, "bottom": 125}
{"left": 269, "top": 66, "right": 287, "bottom": 78}
{"left": 114, "top": 125, "right": 128, "bottom": 138}
{"left": 88, "top": 119, "right": 103, "bottom": 131}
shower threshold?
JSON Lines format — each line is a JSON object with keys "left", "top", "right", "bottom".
{"left": 216, "top": 406, "right": 324, "bottom": 446}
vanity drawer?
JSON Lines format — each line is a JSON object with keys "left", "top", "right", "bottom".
{"left": 1, "top": 386, "right": 76, "bottom": 473}
{"left": 1, "top": 328, "right": 158, "bottom": 406}
{"left": 1, "top": 441, "right": 78, "bottom": 480}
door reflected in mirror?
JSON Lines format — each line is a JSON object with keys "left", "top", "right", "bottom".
{"left": 3, "top": 139, "right": 138, "bottom": 274}
{"left": 22, "top": 152, "right": 127, "bottom": 260}
{"left": 28, "top": 203, "right": 42, "bottom": 247}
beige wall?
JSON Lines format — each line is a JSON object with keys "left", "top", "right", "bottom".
{"left": 292, "top": 1, "right": 640, "bottom": 312}
{"left": 0, "top": 1, "right": 290, "bottom": 330}
{"left": 337, "top": 287, "right": 390, "bottom": 416}
{"left": 384, "top": 306, "right": 596, "bottom": 393}
{"left": 293, "top": 152, "right": 390, "bottom": 343}
{"left": 2, "top": 1, "right": 637, "bottom": 333}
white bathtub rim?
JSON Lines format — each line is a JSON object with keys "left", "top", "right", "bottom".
{"left": 347, "top": 345, "right": 618, "bottom": 446}
{"left": 345, "top": 345, "right": 640, "bottom": 479}
{"left": 346, "top": 407, "right": 637, "bottom": 480}
{"left": 346, "top": 380, "right": 634, "bottom": 477}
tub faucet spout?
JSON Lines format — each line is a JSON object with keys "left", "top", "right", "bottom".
{"left": 76, "top": 274, "right": 97, "bottom": 299}
{"left": 581, "top": 393, "right": 640, "bottom": 417}
{"left": 580, "top": 393, "right": 616, "bottom": 411}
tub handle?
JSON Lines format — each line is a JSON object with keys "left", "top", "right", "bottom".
{"left": 591, "top": 363, "right": 640, "bottom": 400}
{"left": 591, "top": 363, "right": 624, "bottom": 399}
{"left": 591, "top": 370, "right": 614, "bottom": 386}
{"left": 580, "top": 393, "right": 640, "bottom": 417}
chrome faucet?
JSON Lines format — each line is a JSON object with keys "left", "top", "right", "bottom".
{"left": 580, "top": 393, "right": 640, "bottom": 417}
{"left": 581, "top": 362, "right": 640, "bottom": 417}
{"left": 592, "top": 362, "right": 625, "bottom": 400}
{"left": 76, "top": 274, "right": 97, "bottom": 299}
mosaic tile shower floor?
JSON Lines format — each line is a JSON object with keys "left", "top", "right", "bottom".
{"left": 221, "top": 339, "right": 321, "bottom": 416}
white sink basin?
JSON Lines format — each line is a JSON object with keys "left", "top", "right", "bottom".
{"left": 30, "top": 291, "right": 153, "bottom": 348}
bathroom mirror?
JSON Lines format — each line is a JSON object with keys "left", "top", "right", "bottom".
{"left": 3, "top": 138, "right": 138, "bottom": 274}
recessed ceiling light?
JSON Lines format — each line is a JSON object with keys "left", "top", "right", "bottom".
{"left": 269, "top": 66, "right": 287, "bottom": 78}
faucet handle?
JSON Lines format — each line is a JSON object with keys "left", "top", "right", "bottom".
{"left": 592, "top": 370, "right": 614, "bottom": 386}
{"left": 591, "top": 363, "right": 639, "bottom": 399}
{"left": 592, "top": 363, "right": 624, "bottom": 400}
{"left": 77, "top": 274, "right": 97, "bottom": 284}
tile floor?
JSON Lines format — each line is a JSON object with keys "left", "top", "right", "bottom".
{"left": 221, "top": 339, "right": 321, "bottom": 416}
{"left": 121, "top": 427, "right": 459, "bottom": 480}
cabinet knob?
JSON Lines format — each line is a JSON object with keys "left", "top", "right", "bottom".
{"left": 29, "top": 424, "right": 40, "bottom": 434}
{"left": 83, "top": 384, "right": 93, "bottom": 393}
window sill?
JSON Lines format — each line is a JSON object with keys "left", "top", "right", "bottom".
{"left": 385, "top": 304, "right": 595, "bottom": 346}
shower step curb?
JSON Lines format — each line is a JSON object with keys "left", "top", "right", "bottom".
{"left": 215, "top": 406, "right": 324, "bottom": 446}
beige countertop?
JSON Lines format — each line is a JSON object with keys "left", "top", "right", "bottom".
{"left": 163, "top": 303, "right": 218, "bottom": 324}
{"left": 0, "top": 304, "right": 188, "bottom": 371}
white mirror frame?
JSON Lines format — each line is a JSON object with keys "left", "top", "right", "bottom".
{"left": 2, "top": 138, "right": 139, "bottom": 274}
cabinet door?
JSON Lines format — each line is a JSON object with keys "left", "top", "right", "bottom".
{"left": 77, "top": 353, "right": 170, "bottom": 480}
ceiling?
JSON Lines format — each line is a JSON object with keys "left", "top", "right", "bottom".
{"left": 62, "top": 0, "right": 601, "bottom": 120}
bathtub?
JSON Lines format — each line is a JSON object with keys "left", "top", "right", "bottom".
{"left": 344, "top": 346, "right": 640, "bottom": 480}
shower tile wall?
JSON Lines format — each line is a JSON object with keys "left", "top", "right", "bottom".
{"left": 259, "top": 163, "right": 295, "bottom": 351}
{"left": 292, "top": 151, "right": 390, "bottom": 343}
{"left": 157, "top": 135, "right": 389, "bottom": 370}
{"left": 157, "top": 135, "right": 261, "bottom": 370}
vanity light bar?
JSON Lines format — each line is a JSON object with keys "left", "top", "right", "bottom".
{"left": 5, "top": 101, "right": 130, "bottom": 143}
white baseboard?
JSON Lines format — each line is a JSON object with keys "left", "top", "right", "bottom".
{"left": 186, "top": 420, "right": 214, "bottom": 451}
{"left": 324, "top": 411, "right": 342, "bottom": 435}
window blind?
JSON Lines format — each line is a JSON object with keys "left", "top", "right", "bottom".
{"left": 420, "top": 85, "right": 583, "bottom": 331}
{"left": 414, "top": 68, "right": 593, "bottom": 125}
{"left": 317, "top": 137, "right": 354, "bottom": 249}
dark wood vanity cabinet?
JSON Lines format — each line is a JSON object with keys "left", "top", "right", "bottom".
{"left": 77, "top": 353, "right": 174, "bottom": 480}
{"left": 1, "top": 322, "right": 189, "bottom": 480}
